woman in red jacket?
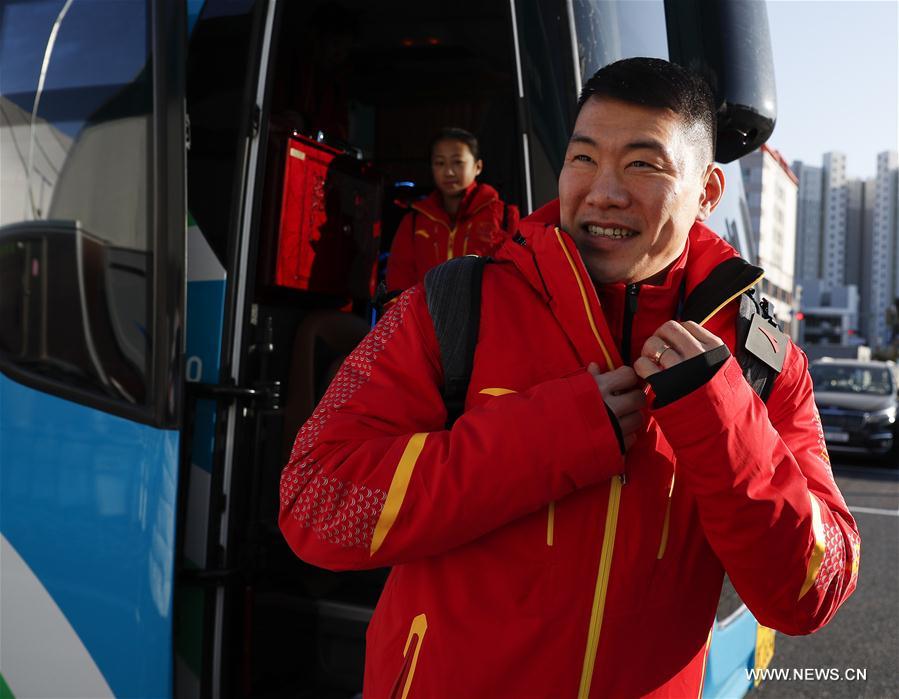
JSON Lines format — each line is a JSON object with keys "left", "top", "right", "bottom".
{"left": 386, "top": 128, "right": 519, "bottom": 292}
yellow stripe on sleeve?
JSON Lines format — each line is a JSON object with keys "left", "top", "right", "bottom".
{"left": 370, "top": 433, "right": 429, "bottom": 556}
{"left": 798, "top": 493, "right": 826, "bottom": 600}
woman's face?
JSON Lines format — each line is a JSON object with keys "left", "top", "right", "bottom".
{"left": 431, "top": 139, "right": 483, "bottom": 198}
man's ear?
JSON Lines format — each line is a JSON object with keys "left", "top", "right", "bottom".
{"left": 696, "top": 164, "right": 725, "bottom": 221}
{"left": 475, "top": 159, "right": 484, "bottom": 177}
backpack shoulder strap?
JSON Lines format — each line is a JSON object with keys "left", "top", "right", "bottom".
{"left": 735, "top": 289, "right": 788, "bottom": 403}
{"left": 423, "top": 256, "right": 490, "bottom": 428}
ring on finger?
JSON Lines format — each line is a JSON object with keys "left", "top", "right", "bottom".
{"left": 651, "top": 343, "right": 672, "bottom": 364}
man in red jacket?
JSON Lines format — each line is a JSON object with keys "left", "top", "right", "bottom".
{"left": 280, "top": 58, "right": 859, "bottom": 698}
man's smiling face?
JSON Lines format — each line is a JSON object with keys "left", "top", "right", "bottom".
{"left": 558, "top": 96, "right": 723, "bottom": 285}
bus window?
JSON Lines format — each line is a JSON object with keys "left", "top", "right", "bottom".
{"left": 0, "top": 0, "right": 152, "bottom": 244}
{"left": 571, "top": 0, "right": 668, "bottom": 78}
{"left": 513, "top": 0, "right": 668, "bottom": 210}
{"left": 514, "top": 0, "right": 579, "bottom": 210}
{"left": 0, "top": 0, "right": 172, "bottom": 421}
{"left": 185, "top": 0, "right": 257, "bottom": 267}
{"left": 0, "top": 2, "right": 185, "bottom": 697}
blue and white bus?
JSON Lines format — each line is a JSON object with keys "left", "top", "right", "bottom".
{"left": 0, "top": 1, "right": 777, "bottom": 696}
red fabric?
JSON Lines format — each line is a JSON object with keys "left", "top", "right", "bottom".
{"left": 280, "top": 203, "right": 859, "bottom": 698}
{"left": 274, "top": 135, "right": 343, "bottom": 291}
{"left": 274, "top": 133, "right": 381, "bottom": 297}
{"left": 386, "top": 182, "right": 519, "bottom": 292}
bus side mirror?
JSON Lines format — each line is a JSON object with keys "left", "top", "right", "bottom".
{"left": 665, "top": 0, "right": 777, "bottom": 163}
{"left": 0, "top": 220, "right": 148, "bottom": 403}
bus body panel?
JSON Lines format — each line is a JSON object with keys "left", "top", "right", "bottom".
{"left": 703, "top": 608, "right": 760, "bottom": 698}
{"left": 1, "top": 534, "right": 113, "bottom": 699}
{"left": 0, "top": 0, "right": 187, "bottom": 695}
{"left": 174, "top": 217, "right": 228, "bottom": 696}
{"left": 0, "top": 373, "right": 179, "bottom": 699}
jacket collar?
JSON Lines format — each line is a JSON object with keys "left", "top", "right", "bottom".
{"left": 494, "top": 199, "right": 764, "bottom": 369}
{"left": 411, "top": 182, "right": 499, "bottom": 227}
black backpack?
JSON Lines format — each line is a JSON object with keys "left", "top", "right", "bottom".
{"left": 424, "top": 255, "right": 786, "bottom": 429}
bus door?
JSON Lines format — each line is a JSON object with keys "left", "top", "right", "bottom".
{"left": 174, "top": 1, "right": 278, "bottom": 696}
{"left": 0, "top": 1, "right": 186, "bottom": 697}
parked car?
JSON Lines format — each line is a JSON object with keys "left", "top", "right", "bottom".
{"left": 810, "top": 358, "right": 898, "bottom": 463}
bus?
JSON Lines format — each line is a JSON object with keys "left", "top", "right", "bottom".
{"left": 0, "top": 1, "right": 777, "bottom": 697}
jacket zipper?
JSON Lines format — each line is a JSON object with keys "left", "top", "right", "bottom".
{"left": 620, "top": 283, "right": 640, "bottom": 364}
{"left": 577, "top": 476, "right": 623, "bottom": 699}
{"left": 412, "top": 199, "right": 494, "bottom": 262}
{"left": 446, "top": 225, "right": 458, "bottom": 260}
{"left": 657, "top": 472, "right": 675, "bottom": 559}
{"left": 547, "top": 501, "right": 555, "bottom": 546}
{"left": 553, "top": 229, "right": 625, "bottom": 698}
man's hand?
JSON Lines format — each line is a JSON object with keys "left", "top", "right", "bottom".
{"left": 634, "top": 320, "right": 725, "bottom": 379}
{"left": 587, "top": 363, "right": 646, "bottom": 450}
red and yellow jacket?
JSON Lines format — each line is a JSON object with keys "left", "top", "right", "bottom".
{"left": 280, "top": 201, "right": 859, "bottom": 698}
{"left": 386, "top": 182, "right": 519, "bottom": 292}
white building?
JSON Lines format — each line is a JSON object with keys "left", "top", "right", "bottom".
{"left": 740, "top": 144, "right": 799, "bottom": 337}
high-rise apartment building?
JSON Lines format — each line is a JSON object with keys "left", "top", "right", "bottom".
{"left": 844, "top": 179, "right": 865, "bottom": 288}
{"left": 793, "top": 150, "right": 899, "bottom": 350}
{"left": 740, "top": 145, "right": 798, "bottom": 336}
{"left": 793, "top": 153, "right": 850, "bottom": 286}
{"left": 846, "top": 178, "right": 877, "bottom": 342}
{"left": 792, "top": 152, "right": 857, "bottom": 349}
{"left": 871, "top": 151, "right": 899, "bottom": 346}
{"left": 821, "top": 152, "right": 848, "bottom": 286}
{"left": 792, "top": 161, "right": 823, "bottom": 282}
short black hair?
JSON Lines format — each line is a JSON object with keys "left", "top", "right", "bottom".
{"left": 430, "top": 127, "right": 480, "bottom": 161}
{"left": 576, "top": 57, "right": 717, "bottom": 162}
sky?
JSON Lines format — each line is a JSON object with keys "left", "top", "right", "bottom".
{"left": 765, "top": 0, "right": 899, "bottom": 179}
